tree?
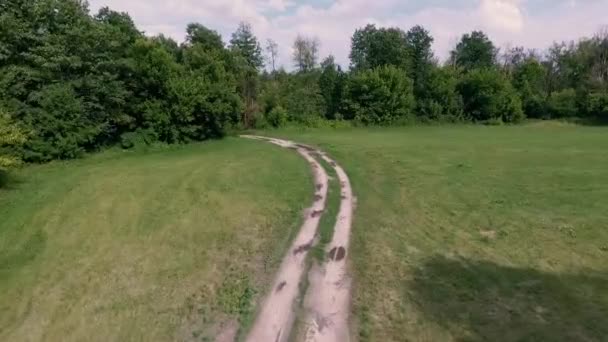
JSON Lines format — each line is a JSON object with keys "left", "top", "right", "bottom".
{"left": 404, "top": 25, "right": 435, "bottom": 100}
{"left": 293, "top": 35, "right": 319, "bottom": 72}
{"left": 185, "top": 23, "right": 224, "bottom": 51}
{"left": 512, "top": 58, "right": 548, "bottom": 118}
{"left": 319, "top": 55, "right": 346, "bottom": 119}
{"left": 417, "top": 67, "right": 464, "bottom": 121}
{"left": 228, "top": 22, "right": 264, "bottom": 127}
{"left": 166, "top": 71, "right": 242, "bottom": 141}
{"left": 349, "top": 24, "right": 409, "bottom": 71}
{"left": 0, "top": 0, "right": 133, "bottom": 161}
{"left": 230, "top": 22, "right": 263, "bottom": 70}
{"left": 457, "top": 68, "right": 524, "bottom": 123}
{"left": 343, "top": 65, "right": 416, "bottom": 124}
{"left": 590, "top": 28, "right": 608, "bottom": 88}
{"left": 265, "top": 39, "right": 279, "bottom": 72}
{"left": 450, "top": 31, "right": 497, "bottom": 71}
{"left": 547, "top": 88, "right": 578, "bottom": 118}
{"left": 151, "top": 34, "right": 181, "bottom": 59}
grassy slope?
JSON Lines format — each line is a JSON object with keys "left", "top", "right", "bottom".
{"left": 0, "top": 138, "right": 311, "bottom": 342}
{"left": 271, "top": 123, "right": 608, "bottom": 342}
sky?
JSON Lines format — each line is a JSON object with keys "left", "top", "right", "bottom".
{"left": 86, "top": 0, "right": 608, "bottom": 69}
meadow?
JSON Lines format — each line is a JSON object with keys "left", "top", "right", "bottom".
{"left": 0, "top": 140, "right": 311, "bottom": 341}
{"left": 1, "top": 123, "right": 607, "bottom": 341}
{"left": 271, "top": 122, "right": 608, "bottom": 341}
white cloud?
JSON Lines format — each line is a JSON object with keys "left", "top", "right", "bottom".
{"left": 479, "top": 0, "right": 524, "bottom": 32}
{"left": 87, "top": 0, "right": 608, "bottom": 69}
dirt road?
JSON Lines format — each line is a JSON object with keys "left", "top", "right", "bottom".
{"left": 240, "top": 136, "right": 355, "bottom": 342}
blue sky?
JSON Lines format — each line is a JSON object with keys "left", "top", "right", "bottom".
{"left": 87, "top": 0, "right": 608, "bottom": 69}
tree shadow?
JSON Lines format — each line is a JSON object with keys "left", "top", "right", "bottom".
{"left": 410, "top": 256, "right": 608, "bottom": 341}
{"left": 0, "top": 169, "right": 24, "bottom": 189}
{"left": 566, "top": 117, "right": 608, "bottom": 126}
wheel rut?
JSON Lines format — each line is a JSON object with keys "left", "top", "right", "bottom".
{"left": 240, "top": 136, "right": 355, "bottom": 342}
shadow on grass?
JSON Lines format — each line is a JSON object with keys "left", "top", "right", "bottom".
{"left": 410, "top": 256, "right": 608, "bottom": 341}
{"left": 0, "top": 169, "right": 24, "bottom": 189}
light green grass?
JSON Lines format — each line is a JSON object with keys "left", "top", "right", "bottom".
{"left": 0, "top": 138, "right": 311, "bottom": 342}
{"left": 268, "top": 124, "right": 608, "bottom": 342}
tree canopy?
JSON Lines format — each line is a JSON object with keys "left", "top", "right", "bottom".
{"left": 450, "top": 31, "right": 497, "bottom": 71}
{"left": 1, "top": 2, "right": 606, "bottom": 167}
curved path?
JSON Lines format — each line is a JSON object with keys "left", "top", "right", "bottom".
{"left": 241, "top": 136, "right": 355, "bottom": 342}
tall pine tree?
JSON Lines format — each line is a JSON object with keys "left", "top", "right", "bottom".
{"left": 230, "top": 22, "right": 263, "bottom": 70}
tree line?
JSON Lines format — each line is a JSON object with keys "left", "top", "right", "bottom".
{"left": 1, "top": 0, "right": 607, "bottom": 168}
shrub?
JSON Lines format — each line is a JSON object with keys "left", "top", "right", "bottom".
{"left": 21, "top": 84, "right": 100, "bottom": 162}
{"left": 586, "top": 92, "right": 608, "bottom": 121}
{"left": 343, "top": 65, "right": 415, "bottom": 125}
{"left": 547, "top": 88, "right": 578, "bottom": 118}
{"left": 0, "top": 111, "right": 27, "bottom": 170}
{"left": 457, "top": 68, "right": 524, "bottom": 123}
{"left": 119, "top": 129, "right": 159, "bottom": 149}
{"left": 417, "top": 68, "right": 464, "bottom": 121}
{"left": 166, "top": 72, "right": 242, "bottom": 142}
{"left": 265, "top": 106, "right": 288, "bottom": 128}
{"left": 512, "top": 59, "right": 548, "bottom": 118}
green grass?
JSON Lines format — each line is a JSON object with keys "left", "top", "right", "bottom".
{"left": 0, "top": 138, "right": 311, "bottom": 342}
{"left": 268, "top": 123, "right": 608, "bottom": 342}
{"left": 310, "top": 157, "right": 341, "bottom": 262}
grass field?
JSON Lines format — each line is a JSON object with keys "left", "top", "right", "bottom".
{"left": 2, "top": 123, "right": 608, "bottom": 342}
{"left": 269, "top": 123, "right": 608, "bottom": 342}
{"left": 0, "top": 139, "right": 312, "bottom": 341}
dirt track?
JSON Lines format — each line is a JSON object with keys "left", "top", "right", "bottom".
{"left": 240, "top": 136, "right": 355, "bottom": 342}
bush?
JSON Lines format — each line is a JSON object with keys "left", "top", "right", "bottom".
{"left": 457, "top": 68, "right": 524, "bottom": 123}
{"left": 265, "top": 106, "right": 288, "bottom": 128}
{"left": 119, "top": 129, "right": 159, "bottom": 149}
{"left": 343, "top": 65, "right": 415, "bottom": 125}
{"left": 0, "top": 111, "right": 27, "bottom": 170}
{"left": 21, "top": 84, "right": 101, "bottom": 162}
{"left": 512, "top": 59, "right": 548, "bottom": 118}
{"left": 417, "top": 68, "right": 464, "bottom": 121}
{"left": 166, "top": 72, "right": 242, "bottom": 142}
{"left": 547, "top": 88, "right": 578, "bottom": 118}
{"left": 586, "top": 92, "right": 608, "bottom": 121}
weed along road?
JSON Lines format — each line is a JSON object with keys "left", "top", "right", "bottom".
{"left": 242, "top": 136, "right": 355, "bottom": 342}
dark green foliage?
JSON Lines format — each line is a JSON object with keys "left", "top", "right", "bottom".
{"left": 547, "top": 89, "right": 578, "bottom": 118}
{"left": 417, "top": 68, "right": 464, "bottom": 121}
{"left": 259, "top": 71, "right": 325, "bottom": 123}
{"left": 184, "top": 23, "right": 224, "bottom": 51}
{"left": 0, "top": 1, "right": 243, "bottom": 162}
{"left": 450, "top": 31, "right": 497, "bottom": 71}
{"left": 230, "top": 22, "right": 263, "bottom": 70}
{"left": 512, "top": 59, "right": 548, "bottom": 118}
{"left": 265, "top": 106, "right": 288, "bottom": 128}
{"left": 586, "top": 92, "right": 608, "bottom": 120}
{"left": 319, "top": 56, "right": 346, "bottom": 119}
{"left": 457, "top": 68, "right": 524, "bottom": 123}
{"left": 349, "top": 24, "right": 409, "bottom": 71}
{"left": 405, "top": 25, "right": 435, "bottom": 97}
{"left": 166, "top": 72, "right": 241, "bottom": 141}
{"left": 2, "top": 0, "right": 607, "bottom": 164}
{"left": 343, "top": 66, "right": 415, "bottom": 124}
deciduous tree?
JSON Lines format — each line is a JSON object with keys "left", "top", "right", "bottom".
{"left": 450, "top": 31, "right": 497, "bottom": 71}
